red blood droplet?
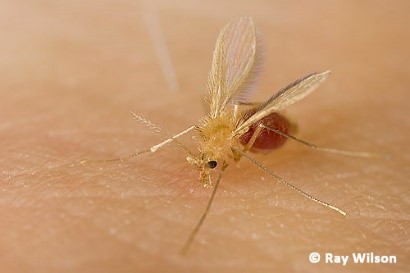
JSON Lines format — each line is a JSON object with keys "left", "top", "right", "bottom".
{"left": 239, "top": 109, "right": 290, "bottom": 152}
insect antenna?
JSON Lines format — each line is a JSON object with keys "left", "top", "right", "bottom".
{"left": 260, "top": 124, "right": 389, "bottom": 158}
{"left": 180, "top": 162, "right": 227, "bottom": 255}
{"left": 233, "top": 148, "right": 347, "bottom": 216}
{"left": 81, "top": 113, "right": 197, "bottom": 164}
{"left": 80, "top": 149, "right": 151, "bottom": 164}
{"left": 131, "top": 112, "right": 196, "bottom": 155}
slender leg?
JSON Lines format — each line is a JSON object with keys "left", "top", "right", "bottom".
{"left": 233, "top": 147, "right": 347, "bottom": 216}
{"left": 232, "top": 124, "right": 263, "bottom": 163}
{"left": 131, "top": 112, "right": 196, "bottom": 155}
{"left": 260, "top": 124, "right": 388, "bottom": 158}
{"left": 81, "top": 125, "right": 196, "bottom": 164}
{"left": 80, "top": 149, "right": 151, "bottom": 164}
{"left": 233, "top": 104, "right": 239, "bottom": 121}
{"left": 243, "top": 125, "right": 263, "bottom": 153}
{"left": 150, "top": 125, "right": 196, "bottom": 152}
{"left": 180, "top": 161, "right": 228, "bottom": 255}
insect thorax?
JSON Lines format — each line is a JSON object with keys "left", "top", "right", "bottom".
{"left": 198, "top": 112, "right": 236, "bottom": 163}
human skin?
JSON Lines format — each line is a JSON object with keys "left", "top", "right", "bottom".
{"left": 0, "top": 1, "right": 409, "bottom": 273}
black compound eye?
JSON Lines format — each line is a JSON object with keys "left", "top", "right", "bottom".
{"left": 207, "top": 160, "right": 217, "bottom": 169}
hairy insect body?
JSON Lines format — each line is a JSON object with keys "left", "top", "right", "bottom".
{"left": 164, "top": 16, "right": 348, "bottom": 253}
{"left": 193, "top": 112, "right": 236, "bottom": 183}
{"left": 200, "top": 116, "right": 234, "bottom": 158}
{"left": 239, "top": 110, "right": 291, "bottom": 152}
{"left": 84, "top": 17, "right": 378, "bottom": 254}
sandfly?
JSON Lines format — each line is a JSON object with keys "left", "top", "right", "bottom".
{"left": 83, "top": 17, "right": 379, "bottom": 254}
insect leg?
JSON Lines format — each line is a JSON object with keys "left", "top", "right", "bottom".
{"left": 80, "top": 149, "right": 151, "bottom": 164}
{"left": 231, "top": 122, "right": 264, "bottom": 163}
{"left": 180, "top": 161, "right": 228, "bottom": 255}
{"left": 243, "top": 125, "right": 263, "bottom": 153}
{"left": 233, "top": 104, "right": 239, "bottom": 121}
{"left": 232, "top": 147, "right": 347, "bottom": 216}
{"left": 260, "top": 124, "right": 387, "bottom": 158}
{"left": 81, "top": 125, "right": 196, "bottom": 164}
{"left": 149, "top": 125, "right": 196, "bottom": 152}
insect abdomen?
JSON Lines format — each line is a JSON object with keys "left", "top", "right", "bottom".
{"left": 239, "top": 110, "right": 290, "bottom": 152}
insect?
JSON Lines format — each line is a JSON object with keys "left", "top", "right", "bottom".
{"left": 83, "top": 17, "right": 379, "bottom": 254}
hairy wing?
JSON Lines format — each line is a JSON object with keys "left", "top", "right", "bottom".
{"left": 235, "top": 71, "right": 331, "bottom": 135}
{"left": 207, "top": 17, "right": 260, "bottom": 118}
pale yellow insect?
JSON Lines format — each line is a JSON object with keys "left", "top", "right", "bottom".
{"left": 84, "top": 17, "right": 379, "bottom": 254}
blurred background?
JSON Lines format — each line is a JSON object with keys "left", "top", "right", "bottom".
{"left": 1, "top": 1, "right": 409, "bottom": 272}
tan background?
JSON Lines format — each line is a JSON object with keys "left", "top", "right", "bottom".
{"left": 1, "top": 0, "right": 409, "bottom": 272}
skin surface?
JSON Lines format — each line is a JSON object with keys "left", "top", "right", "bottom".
{"left": 1, "top": 1, "right": 409, "bottom": 272}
